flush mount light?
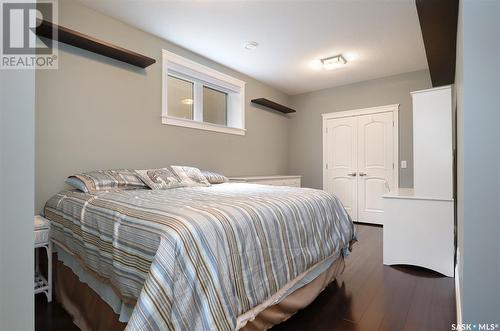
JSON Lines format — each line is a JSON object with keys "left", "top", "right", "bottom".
{"left": 181, "top": 98, "right": 194, "bottom": 105}
{"left": 243, "top": 41, "right": 259, "bottom": 50}
{"left": 343, "top": 52, "right": 359, "bottom": 62}
{"left": 321, "top": 54, "right": 347, "bottom": 70}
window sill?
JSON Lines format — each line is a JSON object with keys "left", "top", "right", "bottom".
{"left": 161, "top": 116, "right": 246, "bottom": 136}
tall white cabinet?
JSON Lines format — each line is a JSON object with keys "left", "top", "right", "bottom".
{"left": 383, "top": 86, "right": 454, "bottom": 277}
{"left": 413, "top": 87, "right": 454, "bottom": 199}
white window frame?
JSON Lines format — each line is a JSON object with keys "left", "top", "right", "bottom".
{"left": 162, "top": 50, "right": 246, "bottom": 135}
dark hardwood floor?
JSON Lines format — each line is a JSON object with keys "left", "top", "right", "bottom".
{"left": 35, "top": 295, "right": 79, "bottom": 331}
{"left": 272, "top": 224, "right": 456, "bottom": 331}
{"left": 35, "top": 224, "right": 456, "bottom": 331}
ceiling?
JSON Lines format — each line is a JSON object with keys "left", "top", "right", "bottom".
{"left": 79, "top": 0, "right": 428, "bottom": 95}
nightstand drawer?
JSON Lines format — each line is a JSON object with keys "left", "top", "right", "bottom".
{"left": 34, "top": 228, "right": 50, "bottom": 246}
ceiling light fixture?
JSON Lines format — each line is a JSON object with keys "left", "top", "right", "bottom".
{"left": 320, "top": 54, "right": 347, "bottom": 70}
{"left": 343, "top": 52, "right": 359, "bottom": 62}
{"left": 243, "top": 41, "right": 259, "bottom": 50}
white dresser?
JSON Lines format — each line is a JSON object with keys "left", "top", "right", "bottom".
{"left": 383, "top": 86, "right": 454, "bottom": 277}
{"left": 383, "top": 189, "right": 454, "bottom": 277}
{"left": 228, "top": 175, "right": 301, "bottom": 188}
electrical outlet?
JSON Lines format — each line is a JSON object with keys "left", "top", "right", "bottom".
{"left": 401, "top": 160, "right": 407, "bottom": 169}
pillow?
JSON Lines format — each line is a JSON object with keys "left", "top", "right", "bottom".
{"left": 135, "top": 168, "right": 184, "bottom": 190}
{"left": 171, "top": 166, "right": 211, "bottom": 187}
{"left": 201, "top": 170, "right": 228, "bottom": 184}
{"left": 68, "top": 169, "right": 148, "bottom": 193}
{"left": 65, "top": 177, "right": 89, "bottom": 193}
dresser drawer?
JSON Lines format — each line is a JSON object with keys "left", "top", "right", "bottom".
{"left": 228, "top": 176, "right": 302, "bottom": 188}
{"left": 254, "top": 179, "right": 283, "bottom": 186}
{"left": 255, "top": 178, "right": 301, "bottom": 187}
{"left": 285, "top": 178, "right": 301, "bottom": 187}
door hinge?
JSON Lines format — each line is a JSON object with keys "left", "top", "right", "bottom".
{"left": 326, "top": 127, "right": 328, "bottom": 134}
{"left": 392, "top": 121, "right": 395, "bottom": 127}
{"left": 326, "top": 163, "right": 329, "bottom": 170}
{"left": 393, "top": 162, "right": 395, "bottom": 169}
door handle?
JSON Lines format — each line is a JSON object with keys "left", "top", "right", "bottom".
{"left": 347, "top": 172, "right": 357, "bottom": 177}
{"left": 359, "top": 172, "right": 367, "bottom": 176}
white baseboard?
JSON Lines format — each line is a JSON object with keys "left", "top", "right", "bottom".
{"left": 455, "top": 249, "right": 462, "bottom": 325}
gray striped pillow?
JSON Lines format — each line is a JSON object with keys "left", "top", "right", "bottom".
{"left": 69, "top": 169, "right": 147, "bottom": 193}
{"left": 201, "top": 170, "right": 228, "bottom": 184}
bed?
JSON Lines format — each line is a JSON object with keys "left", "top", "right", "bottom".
{"left": 44, "top": 182, "right": 356, "bottom": 331}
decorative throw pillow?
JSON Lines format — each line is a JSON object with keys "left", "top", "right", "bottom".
{"left": 201, "top": 170, "right": 228, "bottom": 184}
{"left": 69, "top": 169, "right": 148, "bottom": 193}
{"left": 171, "top": 166, "right": 211, "bottom": 187}
{"left": 135, "top": 168, "right": 184, "bottom": 190}
{"left": 65, "top": 177, "right": 89, "bottom": 193}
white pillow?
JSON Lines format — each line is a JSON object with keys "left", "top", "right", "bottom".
{"left": 135, "top": 168, "right": 185, "bottom": 190}
{"left": 171, "top": 166, "right": 211, "bottom": 187}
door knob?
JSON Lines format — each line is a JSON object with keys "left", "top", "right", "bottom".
{"left": 359, "top": 172, "right": 367, "bottom": 176}
{"left": 347, "top": 172, "right": 357, "bottom": 176}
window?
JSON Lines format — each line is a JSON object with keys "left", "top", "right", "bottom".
{"left": 162, "top": 50, "right": 246, "bottom": 135}
{"left": 203, "top": 86, "right": 227, "bottom": 125}
{"left": 167, "top": 76, "right": 194, "bottom": 120}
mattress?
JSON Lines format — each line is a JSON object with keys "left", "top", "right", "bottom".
{"left": 53, "top": 241, "right": 343, "bottom": 329}
{"left": 45, "top": 183, "right": 355, "bottom": 331}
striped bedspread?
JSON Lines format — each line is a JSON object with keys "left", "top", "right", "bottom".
{"left": 45, "top": 183, "right": 355, "bottom": 331}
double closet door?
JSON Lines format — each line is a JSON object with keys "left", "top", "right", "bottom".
{"left": 323, "top": 109, "right": 397, "bottom": 224}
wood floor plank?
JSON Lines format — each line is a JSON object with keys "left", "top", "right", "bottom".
{"left": 403, "top": 272, "right": 436, "bottom": 331}
{"left": 376, "top": 267, "right": 418, "bottom": 331}
{"left": 342, "top": 260, "right": 384, "bottom": 323}
{"left": 428, "top": 275, "right": 456, "bottom": 331}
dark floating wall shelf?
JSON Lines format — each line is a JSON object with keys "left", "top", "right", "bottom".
{"left": 251, "top": 98, "right": 297, "bottom": 114}
{"left": 36, "top": 20, "right": 156, "bottom": 68}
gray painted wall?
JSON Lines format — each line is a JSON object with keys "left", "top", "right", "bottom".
{"left": 455, "top": 0, "right": 464, "bottom": 314}
{"left": 460, "top": 0, "right": 500, "bottom": 323}
{"left": 0, "top": 69, "right": 35, "bottom": 328}
{"left": 35, "top": 0, "right": 291, "bottom": 212}
{"left": 288, "top": 70, "right": 432, "bottom": 189}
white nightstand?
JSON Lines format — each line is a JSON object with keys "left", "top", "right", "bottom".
{"left": 34, "top": 215, "right": 52, "bottom": 302}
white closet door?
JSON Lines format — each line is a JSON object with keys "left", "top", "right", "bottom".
{"left": 357, "top": 112, "right": 394, "bottom": 224}
{"left": 325, "top": 117, "right": 358, "bottom": 221}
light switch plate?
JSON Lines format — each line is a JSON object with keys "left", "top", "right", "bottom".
{"left": 401, "top": 160, "right": 407, "bottom": 169}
